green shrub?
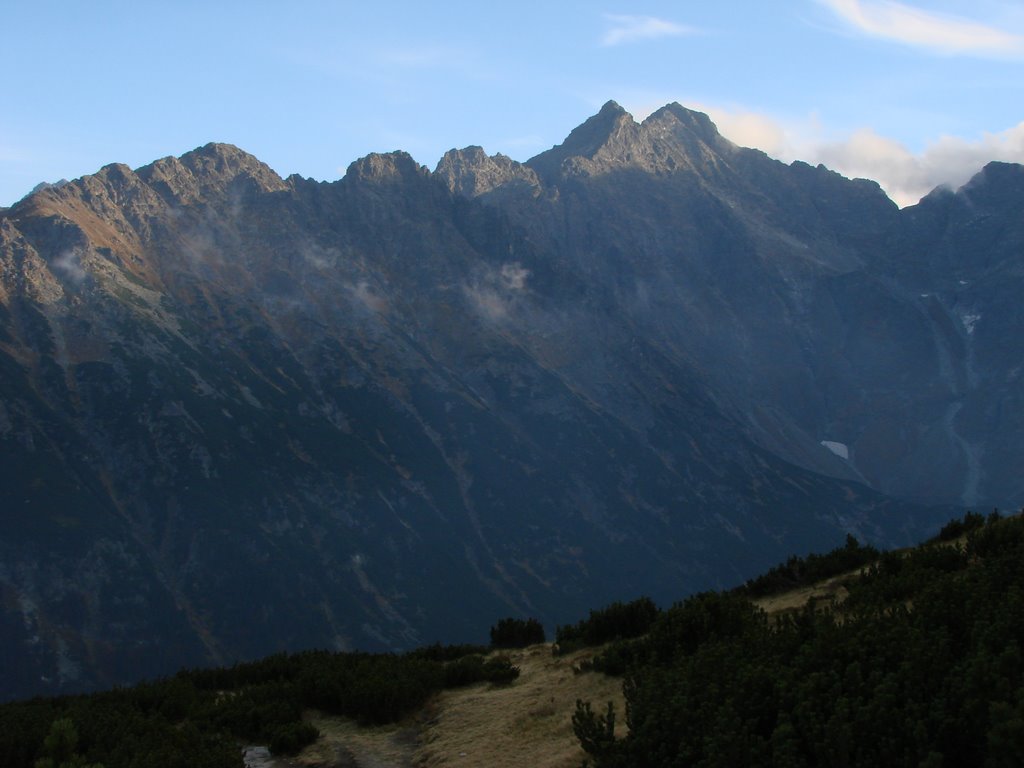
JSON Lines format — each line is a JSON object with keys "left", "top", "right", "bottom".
{"left": 741, "top": 534, "right": 880, "bottom": 597}
{"left": 555, "top": 597, "right": 659, "bottom": 654}
{"left": 490, "top": 617, "right": 545, "bottom": 648}
{"left": 934, "top": 510, "right": 986, "bottom": 542}
{"left": 481, "top": 656, "right": 520, "bottom": 685}
{"left": 268, "top": 721, "right": 319, "bottom": 756}
{"left": 406, "top": 643, "right": 489, "bottom": 662}
{"left": 442, "top": 655, "right": 487, "bottom": 688}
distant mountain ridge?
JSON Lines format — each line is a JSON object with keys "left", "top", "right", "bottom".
{"left": 2, "top": 101, "right": 1018, "bottom": 700}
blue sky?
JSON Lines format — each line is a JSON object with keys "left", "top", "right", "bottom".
{"left": 3, "top": 0, "right": 1024, "bottom": 207}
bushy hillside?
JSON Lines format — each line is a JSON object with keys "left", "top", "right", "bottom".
{"left": 574, "top": 510, "right": 1024, "bottom": 767}
{"left": 2, "top": 511, "right": 1020, "bottom": 768}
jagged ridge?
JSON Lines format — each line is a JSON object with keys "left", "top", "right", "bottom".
{"left": 2, "top": 101, "right": 1021, "bottom": 702}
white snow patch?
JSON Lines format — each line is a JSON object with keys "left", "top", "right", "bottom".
{"left": 821, "top": 440, "right": 850, "bottom": 460}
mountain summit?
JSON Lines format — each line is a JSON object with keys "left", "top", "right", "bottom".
{"left": 2, "top": 102, "right": 1019, "bottom": 699}
{"left": 526, "top": 100, "right": 734, "bottom": 180}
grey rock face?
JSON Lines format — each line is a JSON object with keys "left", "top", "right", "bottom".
{"left": 436, "top": 146, "right": 540, "bottom": 199}
{"left": 3, "top": 104, "right": 1011, "bottom": 700}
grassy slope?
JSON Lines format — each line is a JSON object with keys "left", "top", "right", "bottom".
{"left": 278, "top": 534, "right": 985, "bottom": 768}
{"left": 275, "top": 644, "right": 624, "bottom": 768}
{"left": 753, "top": 533, "right": 970, "bottom": 618}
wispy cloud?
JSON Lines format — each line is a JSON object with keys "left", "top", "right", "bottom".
{"left": 53, "top": 248, "right": 88, "bottom": 285}
{"left": 617, "top": 94, "right": 1024, "bottom": 205}
{"left": 698, "top": 102, "right": 1024, "bottom": 206}
{"left": 463, "top": 262, "right": 532, "bottom": 323}
{"left": 500, "top": 262, "right": 530, "bottom": 291}
{"left": 808, "top": 123, "right": 1024, "bottom": 205}
{"left": 377, "top": 45, "right": 475, "bottom": 70}
{"left": 601, "top": 14, "right": 698, "bottom": 46}
{"left": 0, "top": 144, "right": 30, "bottom": 164}
{"left": 817, "top": 0, "right": 1024, "bottom": 57}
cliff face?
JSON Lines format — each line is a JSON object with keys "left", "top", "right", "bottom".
{"left": 3, "top": 102, "right": 1015, "bottom": 699}
{"left": 439, "top": 103, "right": 1023, "bottom": 509}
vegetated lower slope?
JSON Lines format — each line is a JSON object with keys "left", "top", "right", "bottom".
{"left": 0, "top": 642, "right": 517, "bottom": 768}
{"left": 1, "top": 510, "right": 1020, "bottom": 768}
{"left": 572, "top": 510, "right": 1024, "bottom": 767}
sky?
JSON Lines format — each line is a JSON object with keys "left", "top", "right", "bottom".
{"left": 3, "top": 0, "right": 1024, "bottom": 207}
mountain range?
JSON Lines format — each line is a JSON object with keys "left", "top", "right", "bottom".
{"left": 2, "top": 100, "right": 1019, "bottom": 700}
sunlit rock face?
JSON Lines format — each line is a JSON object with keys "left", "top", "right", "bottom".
{"left": 5, "top": 102, "right": 1020, "bottom": 700}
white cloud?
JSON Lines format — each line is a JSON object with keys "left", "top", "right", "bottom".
{"left": 463, "top": 262, "right": 532, "bottom": 321}
{"left": 601, "top": 14, "right": 697, "bottom": 46}
{"left": 697, "top": 102, "right": 1024, "bottom": 206}
{"left": 817, "top": 0, "right": 1024, "bottom": 57}
{"left": 612, "top": 93, "right": 1024, "bottom": 204}
{"left": 53, "top": 249, "right": 87, "bottom": 284}
{"left": 346, "top": 280, "right": 388, "bottom": 314}
{"left": 0, "top": 145, "right": 29, "bottom": 164}
{"left": 700, "top": 106, "right": 804, "bottom": 159}
{"left": 500, "top": 262, "right": 530, "bottom": 291}
{"left": 809, "top": 123, "right": 1024, "bottom": 205}
{"left": 463, "top": 284, "right": 509, "bottom": 321}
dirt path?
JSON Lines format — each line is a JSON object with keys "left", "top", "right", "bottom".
{"left": 296, "top": 716, "right": 418, "bottom": 768}
{"left": 415, "top": 645, "right": 624, "bottom": 768}
{"left": 243, "top": 746, "right": 300, "bottom": 768}
{"left": 270, "top": 644, "right": 623, "bottom": 768}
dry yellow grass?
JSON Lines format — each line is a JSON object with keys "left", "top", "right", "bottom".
{"left": 286, "top": 541, "right": 970, "bottom": 767}
{"left": 296, "top": 713, "right": 418, "bottom": 767}
{"left": 284, "top": 644, "right": 625, "bottom": 768}
{"left": 753, "top": 573, "right": 852, "bottom": 616}
{"left": 415, "top": 645, "right": 625, "bottom": 768}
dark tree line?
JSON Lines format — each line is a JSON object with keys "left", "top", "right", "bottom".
{"left": 574, "top": 511, "right": 1024, "bottom": 767}
{"left": 739, "top": 533, "right": 880, "bottom": 598}
{"left": 5, "top": 510, "right": 1019, "bottom": 768}
{"left": 490, "top": 617, "right": 546, "bottom": 648}
{"left": 0, "top": 644, "right": 519, "bottom": 768}
{"left": 555, "top": 597, "right": 659, "bottom": 655}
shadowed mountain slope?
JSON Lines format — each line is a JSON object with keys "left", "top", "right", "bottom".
{"left": 4, "top": 102, "right": 1013, "bottom": 699}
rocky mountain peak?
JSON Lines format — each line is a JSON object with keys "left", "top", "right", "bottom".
{"left": 958, "top": 161, "right": 1024, "bottom": 209}
{"left": 177, "top": 142, "right": 274, "bottom": 175}
{"left": 96, "top": 161, "right": 159, "bottom": 197}
{"left": 557, "top": 100, "right": 634, "bottom": 154}
{"left": 136, "top": 142, "right": 287, "bottom": 205}
{"left": 8, "top": 160, "right": 163, "bottom": 253}
{"left": 526, "top": 101, "right": 741, "bottom": 182}
{"left": 434, "top": 146, "right": 539, "bottom": 198}
{"left": 345, "top": 151, "right": 430, "bottom": 185}
{"left": 647, "top": 102, "right": 717, "bottom": 132}
{"left": 642, "top": 103, "right": 731, "bottom": 153}
{"left": 28, "top": 179, "right": 70, "bottom": 198}
{"left": 14, "top": 163, "right": 139, "bottom": 212}
{"left": 526, "top": 100, "right": 639, "bottom": 180}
